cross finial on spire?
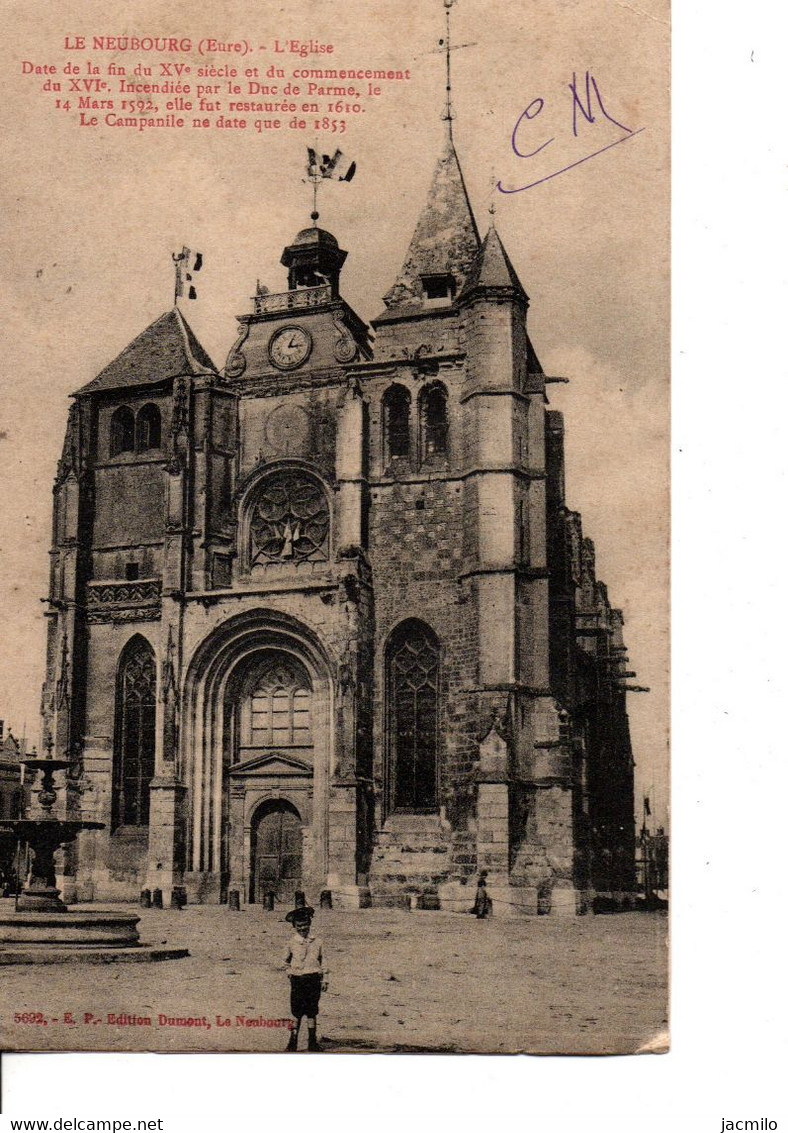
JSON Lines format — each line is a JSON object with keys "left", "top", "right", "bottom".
{"left": 442, "top": 0, "right": 456, "bottom": 140}
{"left": 428, "top": 1, "right": 474, "bottom": 139}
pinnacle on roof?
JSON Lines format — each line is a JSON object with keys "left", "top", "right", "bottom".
{"left": 380, "top": 136, "right": 481, "bottom": 316}
{"left": 459, "top": 224, "right": 529, "bottom": 303}
{"left": 75, "top": 307, "right": 217, "bottom": 395}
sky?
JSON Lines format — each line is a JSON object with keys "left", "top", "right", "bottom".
{"left": 0, "top": 0, "right": 669, "bottom": 825}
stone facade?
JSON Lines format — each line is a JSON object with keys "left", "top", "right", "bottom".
{"left": 41, "top": 135, "right": 636, "bottom": 915}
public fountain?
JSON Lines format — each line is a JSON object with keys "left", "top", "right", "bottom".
{"left": 0, "top": 748, "right": 187, "bottom": 962}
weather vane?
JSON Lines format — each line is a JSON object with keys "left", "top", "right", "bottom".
{"left": 304, "top": 148, "right": 357, "bottom": 226}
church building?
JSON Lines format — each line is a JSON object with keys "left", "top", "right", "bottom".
{"left": 42, "top": 130, "right": 637, "bottom": 916}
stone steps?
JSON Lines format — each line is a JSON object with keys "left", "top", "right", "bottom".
{"left": 372, "top": 852, "right": 447, "bottom": 866}
{"left": 367, "top": 894, "right": 411, "bottom": 909}
{"left": 367, "top": 818, "right": 479, "bottom": 905}
{"left": 374, "top": 833, "right": 448, "bottom": 850}
{"left": 449, "top": 831, "right": 478, "bottom": 881}
{"left": 369, "top": 873, "right": 450, "bottom": 888}
{"left": 368, "top": 819, "right": 455, "bottom": 903}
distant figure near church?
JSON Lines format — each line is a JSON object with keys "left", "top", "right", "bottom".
{"left": 473, "top": 870, "right": 491, "bottom": 919}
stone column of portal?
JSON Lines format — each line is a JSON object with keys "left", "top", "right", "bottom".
{"left": 227, "top": 783, "right": 246, "bottom": 902}
{"left": 328, "top": 381, "right": 371, "bottom": 910}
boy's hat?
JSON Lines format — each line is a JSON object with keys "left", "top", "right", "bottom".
{"left": 285, "top": 892, "right": 315, "bottom": 924}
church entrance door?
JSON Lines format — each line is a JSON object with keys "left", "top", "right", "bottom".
{"left": 251, "top": 801, "right": 302, "bottom": 904}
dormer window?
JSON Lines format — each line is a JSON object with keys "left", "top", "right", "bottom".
{"left": 421, "top": 273, "right": 456, "bottom": 308}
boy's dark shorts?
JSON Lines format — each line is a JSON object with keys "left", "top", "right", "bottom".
{"left": 290, "top": 973, "right": 322, "bottom": 1017}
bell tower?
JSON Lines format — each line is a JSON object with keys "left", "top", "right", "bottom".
{"left": 223, "top": 224, "right": 371, "bottom": 389}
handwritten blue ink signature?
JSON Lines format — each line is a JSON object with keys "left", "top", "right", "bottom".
{"left": 497, "top": 71, "right": 645, "bottom": 194}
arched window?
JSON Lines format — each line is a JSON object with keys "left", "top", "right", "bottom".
{"left": 419, "top": 383, "right": 449, "bottom": 460}
{"left": 109, "top": 406, "right": 135, "bottom": 456}
{"left": 112, "top": 637, "right": 156, "bottom": 829}
{"left": 386, "top": 620, "right": 440, "bottom": 812}
{"left": 382, "top": 385, "right": 411, "bottom": 462}
{"left": 136, "top": 403, "right": 162, "bottom": 451}
{"left": 243, "top": 658, "right": 312, "bottom": 748}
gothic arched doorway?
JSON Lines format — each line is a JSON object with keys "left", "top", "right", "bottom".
{"left": 249, "top": 799, "right": 303, "bottom": 904}
{"left": 182, "top": 608, "right": 334, "bottom": 901}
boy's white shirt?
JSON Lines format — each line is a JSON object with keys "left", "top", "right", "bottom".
{"left": 284, "top": 931, "right": 328, "bottom": 976}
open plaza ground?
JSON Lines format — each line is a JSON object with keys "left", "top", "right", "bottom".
{"left": 0, "top": 903, "right": 668, "bottom": 1055}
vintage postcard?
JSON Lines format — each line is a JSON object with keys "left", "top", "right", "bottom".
{"left": 0, "top": 0, "right": 669, "bottom": 1054}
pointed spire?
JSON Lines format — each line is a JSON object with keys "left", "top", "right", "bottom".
{"left": 55, "top": 403, "right": 83, "bottom": 486}
{"left": 380, "top": 136, "right": 481, "bottom": 315}
{"left": 459, "top": 224, "right": 529, "bottom": 304}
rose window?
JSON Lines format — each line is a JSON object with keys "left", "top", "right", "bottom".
{"left": 249, "top": 472, "right": 329, "bottom": 565}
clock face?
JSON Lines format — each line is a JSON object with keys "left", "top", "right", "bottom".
{"left": 268, "top": 325, "right": 312, "bottom": 370}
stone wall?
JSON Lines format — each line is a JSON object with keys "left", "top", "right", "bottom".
{"left": 367, "top": 473, "right": 481, "bottom": 824}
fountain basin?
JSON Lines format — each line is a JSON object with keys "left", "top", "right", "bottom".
{"left": 0, "top": 818, "right": 105, "bottom": 912}
{"left": 0, "top": 908, "right": 141, "bottom": 947}
{"left": 0, "top": 758, "right": 188, "bottom": 963}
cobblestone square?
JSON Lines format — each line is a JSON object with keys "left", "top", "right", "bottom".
{"left": 0, "top": 904, "right": 668, "bottom": 1055}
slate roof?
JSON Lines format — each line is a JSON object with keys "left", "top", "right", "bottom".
{"left": 75, "top": 308, "right": 217, "bottom": 395}
{"left": 460, "top": 225, "right": 529, "bottom": 301}
{"left": 379, "top": 136, "right": 481, "bottom": 316}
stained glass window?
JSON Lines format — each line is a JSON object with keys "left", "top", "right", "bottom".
{"left": 387, "top": 620, "right": 440, "bottom": 811}
{"left": 244, "top": 661, "right": 312, "bottom": 747}
{"left": 249, "top": 472, "right": 329, "bottom": 565}
{"left": 113, "top": 637, "right": 156, "bottom": 828}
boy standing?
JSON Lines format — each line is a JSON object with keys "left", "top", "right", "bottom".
{"left": 283, "top": 897, "right": 328, "bottom": 1051}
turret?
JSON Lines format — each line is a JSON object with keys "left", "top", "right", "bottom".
{"left": 281, "top": 226, "right": 348, "bottom": 296}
